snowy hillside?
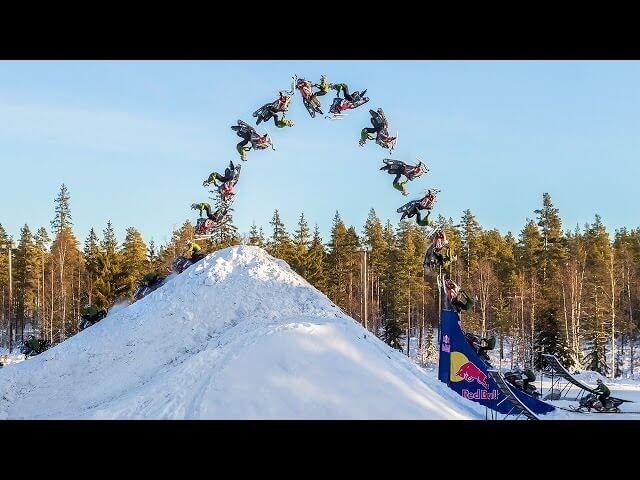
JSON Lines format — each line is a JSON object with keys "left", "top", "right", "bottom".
{"left": 0, "top": 246, "right": 484, "bottom": 420}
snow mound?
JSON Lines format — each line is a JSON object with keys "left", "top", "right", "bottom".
{"left": 0, "top": 246, "right": 482, "bottom": 419}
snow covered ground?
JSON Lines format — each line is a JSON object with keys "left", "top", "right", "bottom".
{"left": 535, "top": 373, "right": 640, "bottom": 420}
{"left": 0, "top": 349, "right": 25, "bottom": 368}
{"left": 0, "top": 246, "right": 485, "bottom": 420}
{"left": 400, "top": 321, "right": 640, "bottom": 419}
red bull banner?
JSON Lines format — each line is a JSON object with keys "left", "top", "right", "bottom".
{"left": 438, "top": 309, "right": 554, "bottom": 415}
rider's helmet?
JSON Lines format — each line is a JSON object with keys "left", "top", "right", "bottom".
{"left": 191, "top": 203, "right": 198, "bottom": 209}
{"left": 286, "top": 119, "right": 295, "bottom": 127}
{"left": 596, "top": 379, "right": 603, "bottom": 384}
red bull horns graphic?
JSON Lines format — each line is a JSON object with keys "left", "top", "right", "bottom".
{"left": 449, "top": 351, "right": 498, "bottom": 400}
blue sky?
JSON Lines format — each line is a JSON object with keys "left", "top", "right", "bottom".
{"left": 1, "top": 60, "right": 639, "bottom": 247}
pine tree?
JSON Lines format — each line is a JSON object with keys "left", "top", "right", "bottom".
{"left": 51, "top": 184, "right": 73, "bottom": 234}
{"left": 380, "top": 220, "right": 397, "bottom": 340}
{"left": 94, "top": 221, "right": 121, "bottom": 309}
{"left": 305, "top": 225, "right": 327, "bottom": 293}
{"left": 290, "top": 213, "right": 311, "bottom": 277}
{"left": 248, "top": 223, "right": 266, "bottom": 247}
{"left": 517, "top": 219, "right": 543, "bottom": 366}
{"left": 382, "top": 318, "right": 403, "bottom": 351}
{"left": 33, "top": 227, "right": 51, "bottom": 332}
{"left": 533, "top": 305, "right": 574, "bottom": 370}
{"left": 118, "top": 227, "right": 148, "bottom": 298}
{"left": 83, "top": 228, "right": 100, "bottom": 304}
{"left": 0, "top": 223, "right": 10, "bottom": 301}
{"left": 417, "top": 324, "right": 438, "bottom": 366}
{"left": 564, "top": 225, "right": 588, "bottom": 363}
{"left": 492, "top": 294, "right": 510, "bottom": 362}
{"left": 534, "top": 193, "right": 566, "bottom": 307}
{"left": 212, "top": 195, "right": 240, "bottom": 249}
{"left": 14, "top": 224, "right": 38, "bottom": 340}
{"left": 583, "top": 215, "right": 613, "bottom": 375}
{"left": 154, "top": 221, "right": 195, "bottom": 273}
{"left": 613, "top": 228, "right": 640, "bottom": 376}
{"left": 391, "top": 221, "right": 422, "bottom": 354}
{"left": 49, "top": 227, "right": 82, "bottom": 341}
{"left": 267, "top": 210, "right": 293, "bottom": 262}
{"left": 362, "top": 209, "right": 390, "bottom": 335}
{"left": 460, "top": 209, "right": 481, "bottom": 279}
{"left": 326, "top": 212, "right": 353, "bottom": 312}
{"left": 583, "top": 314, "right": 609, "bottom": 375}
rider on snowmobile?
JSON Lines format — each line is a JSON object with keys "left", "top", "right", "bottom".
{"left": 202, "top": 162, "right": 240, "bottom": 201}
{"left": 191, "top": 202, "right": 229, "bottom": 224}
{"left": 359, "top": 109, "right": 396, "bottom": 149}
{"left": 444, "top": 278, "right": 474, "bottom": 313}
{"left": 184, "top": 239, "right": 205, "bottom": 263}
{"left": 80, "top": 303, "right": 107, "bottom": 326}
{"left": 594, "top": 379, "right": 611, "bottom": 408}
{"left": 380, "top": 159, "right": 428, "bottom": 196}
{"left": 424, "top": 229, "right": 455, "bottom": 272}
{"left": 254, "top": 92, "right": 295, "bottom": 128}
{"left": 203, "top": 161, "right": 240, "bottom": 188}
{"left": 399, "top": 189, "right": 438, "bottom": 224}
{"left": 140, "top": 272, "right": 163, "bottom": 288}
{"left": 380, "top": 158, "right": 428, "bottom": 195}
{"left": 232, "top": 120, "right": 272, "bottom": 161}
{"left": 331, "top": 82, "right": 367, "bottom": 103}
{"left": 25, "top": 334, "right": 41, "bottom": 353}
{"left": 314, "top": 75, "right": 330, "bottom": 96}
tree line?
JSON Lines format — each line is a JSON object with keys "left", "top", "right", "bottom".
{"left": 1, "top": 186, "right": 638, "bottom": 377}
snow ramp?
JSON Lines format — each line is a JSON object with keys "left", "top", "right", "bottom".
{"left": 0, "top": 246, "right": 484, "bottom": 420}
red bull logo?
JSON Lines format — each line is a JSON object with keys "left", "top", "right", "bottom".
{"left": 450, "top": 352, "right": 489, "bottom": 388}
{"left": 461, "top": 389, "right": 498, "bottom": 400}
{"left": 455, "top": 361, "right": 489, "bottom": 389}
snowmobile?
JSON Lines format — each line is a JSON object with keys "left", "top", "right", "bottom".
{"left": 20, "top": 337, "right": 51, "bottom": 358}
{"left": 133, "top": 275, "right": 167, "bottom": 301}
{"left": 370, "top": 108, "right": 388, "bottom": 129}
{"left": 396, "top": 189, "right": 439, "bottom": 220}
{"left": 423, "top": 228, "right": 455, "bottom": 273}
{"left": 380, "top": 158, "right": 428, "bottom": 179}
{"left": 504, "top": 368, "right": 541, "bottom": 398}
{"left": 380, "top": 159, "right": 428, "bottom": 195}
{"left": 78, "top": 309, "right": 108, "bottom": 331}
{"left": 368, "top": 109, "right": 397, "bottom": 152}
{"left": 195, "top": 216, "right": 231, "bottom": 238}
{"left": 375, "top": 131, "right": 398, "bottom": 152}
{"left": 359, "top": 109, "right": 397, "bottom": 151}
{"left": 232, "top": 120, "right": 275, "bottom": 155}
{"left": 194, "top": 198, "right": 234, "bottom": 238}
{"left": 327, "top": 90, "right": 369, "bottom": 116}
{"left": 576, "top": 393, "right": 627, "bottom": 413}
{"left": 213, "top": 165, "right": 241, "bottom": 203}
{"left": 294, "top": 76, "right": 323, "bottom": 118}
{"left": 444, "top": 279, "right": 475, "bottom": 314}
{"left": 252, "top": 84, "right": 294, "bottom": 123}
{"left": 172, "top": 253, "right": 206, "bottom": 274}
{"left": 424, "top": 244, "right": 455, "bottom": 273}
